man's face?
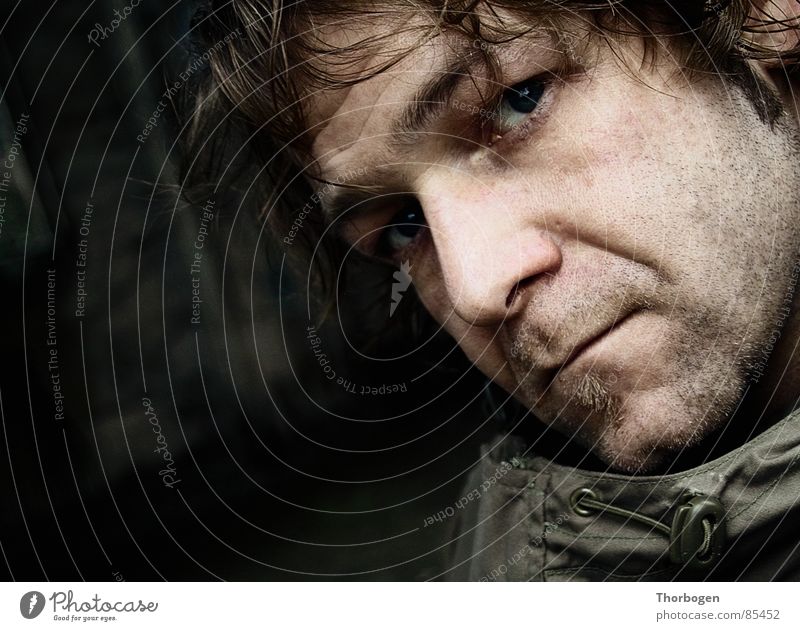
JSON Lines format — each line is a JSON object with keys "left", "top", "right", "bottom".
{"left": 307, "top": 16, "right": 800, "bottom": 472}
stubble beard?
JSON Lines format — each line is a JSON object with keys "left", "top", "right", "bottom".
{"left": 506, "top": 309, "right": 768, "bottom": 474}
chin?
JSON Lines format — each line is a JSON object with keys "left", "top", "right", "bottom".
{"left": 528, "top": 370, "right": 740, "bottom": 473}
{"left": 566, "top": 387, "right": 725, "bottom": 474}
{"left": 511, "top": 333, "right": 752, "bottom": 473}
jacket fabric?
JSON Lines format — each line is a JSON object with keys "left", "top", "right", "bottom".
{"left": 447, "top": 408, "right": 800, "bottom": 581}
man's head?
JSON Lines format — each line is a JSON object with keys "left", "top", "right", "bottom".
{"left": 184, "top": 0, "right": 800, "bottom": 472}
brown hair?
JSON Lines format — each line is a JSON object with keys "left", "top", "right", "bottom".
{"left": 177, "top": 0, "right": 800, "bottom": 302}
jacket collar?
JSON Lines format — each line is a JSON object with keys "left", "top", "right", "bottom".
{"left": 448, "top": 408, "right": 800, "bottom": 580}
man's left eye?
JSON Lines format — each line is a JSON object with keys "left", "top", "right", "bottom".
{"left": 382, "top": 200, "right": 427, "bottom": 253}
{"left": 493, "top": 77, "right": 547, "bottom": 135}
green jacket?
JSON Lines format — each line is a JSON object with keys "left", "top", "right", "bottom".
{"left": 447, "top": 409, "right": 800, "bottom": 580}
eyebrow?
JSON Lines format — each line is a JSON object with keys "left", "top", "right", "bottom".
{"left": 320, "top": 53, "right": 483, "bottom": 224}
{"left": 320, "top": 185, "right": 378, "bottom": 225}
{"left": 390, "top": 55, "right": 478, "bottom": 147}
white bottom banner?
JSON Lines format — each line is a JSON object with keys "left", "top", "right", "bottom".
{"left": 1, "top": 582, "right": 796, "bottom": 630}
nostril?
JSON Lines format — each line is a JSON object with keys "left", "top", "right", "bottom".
{"left": 506, "top": 284, "right": 521, "bottom": 308}
{"left": 506, "top": 277, "right": 536, "bottom": 309}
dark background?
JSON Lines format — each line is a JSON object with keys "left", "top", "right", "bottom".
{"left": 0, "top": 0, "right": 501, "bottom": 580}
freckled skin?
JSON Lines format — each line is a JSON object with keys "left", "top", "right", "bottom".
{"left": 308, "top": 24, "right": 800, "bottom": 473}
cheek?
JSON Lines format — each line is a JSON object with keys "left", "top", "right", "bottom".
{"left": 411, "top": 256, "right": 452, "bottom": 325}
{"left": 413, "top": 258, "right": 487, "bottom": 344}
{"left": 520, "top": 73, "right": 664, "bottom": 172}
{"left": 412, "top": 255, "right": 516, "bottom": 380}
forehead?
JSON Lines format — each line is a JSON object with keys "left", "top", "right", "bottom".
{"left": 308, "top": 37, "right": 451, "bottom": 178}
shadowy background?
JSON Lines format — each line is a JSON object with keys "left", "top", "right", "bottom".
{"left": 0, "top": 0, "right": 505, "bottom": 580}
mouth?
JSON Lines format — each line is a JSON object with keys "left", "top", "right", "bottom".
{"left": 545, "top": 310, "right": 637, "bottom": 386}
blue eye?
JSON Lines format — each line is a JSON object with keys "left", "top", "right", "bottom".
{"left": 384, "top": 201, "right": 426, "bottom": 252}
{"left": 495, "top": 77, "right": 547, "bottom": 135}
{"left": 505, "top": 79, "right": 546, "bottom": 113}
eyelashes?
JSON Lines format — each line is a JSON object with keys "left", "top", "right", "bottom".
{"left": 477, "top": 73, "right": 554, "bottom": 146}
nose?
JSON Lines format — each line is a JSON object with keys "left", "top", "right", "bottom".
{"left": 419, "top": 178, "right": 562, "bottom": 327}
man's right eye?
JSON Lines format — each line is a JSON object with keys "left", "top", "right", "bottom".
{"left": 381, "top": 200, "right": 427, "bottom": 254}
